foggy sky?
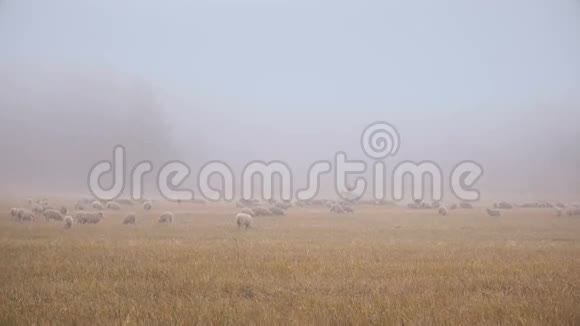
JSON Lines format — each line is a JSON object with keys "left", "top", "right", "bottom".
{"left": 0, "top": 1, "right": 579, "bottom": 201}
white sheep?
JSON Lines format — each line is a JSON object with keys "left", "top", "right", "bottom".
{"left": 460, "top": 202, "right": 474, "bottom": 209}
{"left": 76, "top": 212, "right": 104, "bottom": 224}
{"left": 420, "top": 202, "right": 433, "bottom": 209}
{"left": 18, "top": 210, "right": 35, "bottom": 222}
{"left": 123, "top": 213, "right": 136, "bottom": 225}
{"left": 143, "top": 201, "right": 152, "bottom": 211}
{"left": 269, "top": 207, "right": 286, "bottom": 216}
{"left": 555, "top": 202, "right": 566, "bottom": 209}
{"left": 159, "top": 212, "right": 174, "bottom": 224}
{"left": 330, "top": 205, "right": 345, "bottom": 214}
{"left": 63, "top": 216, "right": 73, "bottom": 229}
{"left": 44, "top": 209, "right": 64, "bottom": 221}
{"left": 486, "top": 208, "right": 501, "bottom": 217}
{"left": 496, "top": 201, "right": 513, "bottom": 209}
{"left": 236, "top": 213, "right": 253, "bottom": 229}
{"left": 252, "top": 206, "right": 272, "bottom": 217}
{"left": 438, "top": 206, "right": 448, "bottom": 216}
{"left": 106, "top": 201, "right": 121, "bottom": 210}
{"left": 407, "top": 202, "right": 420, "bottom": 209}
{"left": 32, "top": 204, "right": 45, "bottom": 214}
{"left": 275, "top": 202, "right": 292, "bottom": 210}
{"left": 91, "top": 201, "right": 104, "bottom": 210}
{"left": 10, "top": 208, "right": 22, "bottom": 218}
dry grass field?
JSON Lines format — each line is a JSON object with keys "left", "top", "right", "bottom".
{"left": 1, "top": 199, "right": 579, "bottom": 325}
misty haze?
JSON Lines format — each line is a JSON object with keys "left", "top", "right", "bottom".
{"left": 0, "top": 1, "right": 579, "bottom": 325}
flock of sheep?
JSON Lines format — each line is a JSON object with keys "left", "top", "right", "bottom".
{"left": 404, "top": 199, "right": 580, "bottom": 218}
{"left": 9, "top": 196, "right": 580, "bottom": 231}
{"left": 10, "top": 197, "right": 171, "bottom": 229}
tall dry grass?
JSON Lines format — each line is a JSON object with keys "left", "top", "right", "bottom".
{"left": 0, "top": 199, "right": 579, "bottom": 325}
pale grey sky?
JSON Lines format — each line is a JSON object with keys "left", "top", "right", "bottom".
{"left": 0, "top": 1, "right": 579, "bottom": 199}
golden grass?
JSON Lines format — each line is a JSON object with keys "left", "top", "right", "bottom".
{"left": 1, "top": 199, "right": 579, "bottom": 325}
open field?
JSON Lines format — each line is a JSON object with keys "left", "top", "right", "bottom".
{"left": 1, "top": 199, "right": 579, "bottom": 325}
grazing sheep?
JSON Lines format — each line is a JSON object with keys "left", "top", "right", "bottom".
{"left": 460, "top": 203, "right": 474, "bottom": 209}
{"left": 18, "top": 210, "right": 35, "bottom": 222}
{"left": 159, "top": 212, "right": 174, "bottom": 224}
{"left": 11, "top": 208, "right": 33, "bottom": 222}
{"left": 123, "top": 213, "right": 136, "bottom": 225}
{"left": 520, "top": 202, "right": 538, "bottom": 208}
{"left": 91, "top": 201, "right": 104, "bottom": 210}
{"left": 240, "top": 208, "right": 255, "bottom": 216}
{"left": 486, "top": 208, "right": 501, "bottom": 217}
{"left": 236, "top": 213, "right": 253, "bottom": 229}
{"left": 76, "top": 212, "right": 104, "bottom": 224}
{"left": 252, "top": 206, "right": 272, "bottom": 217}
{"left": 44, "top": 209, "right": 64, "bottom": 221}
{"left": 496, "top": 201, "right": 513, "bottom": 209}
{"left": 438, "top": 206, "right": 448, "bottom": 216}
{"left": 407, "top": 202, "right": 421, "bottom": 209}
{"left": 106, "top": 201, "right": 121, "bottom": 210}
{"left": 420, "top": 202, "right": 433, "bottom": 209}
{"left": 143, "top": 201, "right": 152, "bottom": 211}
{"left": 237, "top": 199, "right": 257, "bottom": 208}
{"left": 269, "top": 207, "right": 286, "bottom": 216}
{"left": 63, "top": 216, "right": 73, "bottom": 229}
{"left": 275, "top": 202, "right": 292, "bottom": 210}
{"left": 342, "top": 206, "right": 354, "bottom": 214}
{"left": 32, "top": 204, "right": 45, "bottom": 214}
{"left": 10, "top": 208, "right": 22, "bottom": 218}
{"left": 524, "top": 201, "right": 551, "bottom": 209}
{"left": 330, "top": 205, "right": 345, "bottom": 214}
{"left": 60, "top": 206, "right": 68, "bottom": 215}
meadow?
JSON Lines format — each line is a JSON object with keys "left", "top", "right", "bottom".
{"left": 1, "top": 199, "right": 579, "bottom": 325}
